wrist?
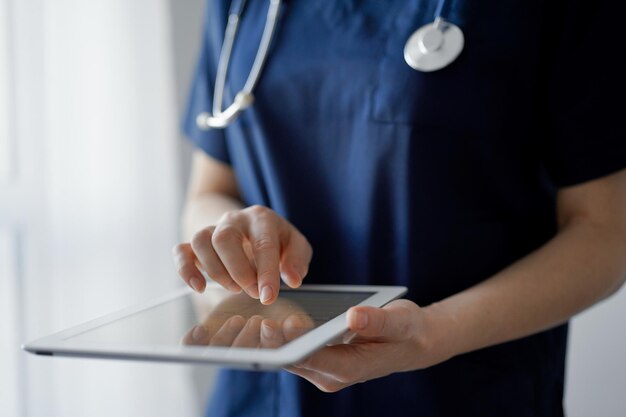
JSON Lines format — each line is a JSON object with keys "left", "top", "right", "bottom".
{"left": 414, "top": 301, "right": 462, "bottom": 368}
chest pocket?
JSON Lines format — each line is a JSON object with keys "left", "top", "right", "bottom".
{"left": 369, "top": 2, "right": 486, "bottom": 131}
{"left": 369, "top": 57, "right": 489, "bottom": 130}
{"left": 368, "top": 0, "right": 540, "bottom": 133}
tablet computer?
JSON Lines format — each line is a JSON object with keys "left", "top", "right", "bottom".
{"left": 23, "top": 283, "right": 407, "bottom": 370}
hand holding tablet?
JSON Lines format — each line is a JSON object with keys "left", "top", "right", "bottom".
{"left": 25, "top": 207, "right": 407, "bottom": 370}
{"left": 24, "top": 284, "right": 407, "bottom": 369}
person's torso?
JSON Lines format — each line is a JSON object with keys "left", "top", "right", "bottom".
{"left": 205, "top": 1, "right": 566, "bottom": 416}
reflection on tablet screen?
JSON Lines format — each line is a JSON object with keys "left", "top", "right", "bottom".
{"left": 64, "top": 289, "right": 373, "bottom": 350}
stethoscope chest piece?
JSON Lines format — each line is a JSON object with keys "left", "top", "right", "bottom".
{"left": 404, "top": 17, "right": 464, "bottom": 72}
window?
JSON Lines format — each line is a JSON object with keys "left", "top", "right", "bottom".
{"left": 0, "top": 230, "right": 20, "bottom": 417}
{"left": 0, "top": 0, "right": 13, "bottom": 181}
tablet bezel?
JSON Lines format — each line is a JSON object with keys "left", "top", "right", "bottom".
{"left": 23, "top": 283, "right": 407, "bottom": 370}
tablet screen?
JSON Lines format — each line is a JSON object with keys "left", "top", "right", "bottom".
{"left": 64, "top": 288, "right": 373, "bottom": 350}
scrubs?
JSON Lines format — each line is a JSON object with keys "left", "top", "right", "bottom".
{"left": 183, "top": 1, "right": 626, "bottom": 416}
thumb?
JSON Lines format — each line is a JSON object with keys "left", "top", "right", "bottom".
{"left": 347, "top": 300, "right": 415, "bottom": 340}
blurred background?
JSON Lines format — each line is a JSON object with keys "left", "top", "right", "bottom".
{"left": 0, "top": 0, "right": 624, "bottom": 416}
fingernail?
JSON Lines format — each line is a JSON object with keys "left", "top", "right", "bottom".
{"left": 293, "top": 266, "right": 305, "bottom": 284}
{"left": 292, "top": 273, "right": 302, "bottom": 287}
{"left": 192, "top": 325, "right": 207, "bottom": 341}
{"left": 354, "top": 310, "right": 368, "bottom": 330}
{"left": 300, "top": 264, "right": 309, "bottom": 276}
{"left": 283, "top": 269, "right": 302, "bottom": 287}
{"left": 190, "top": 277, "right": 204, "bottom": 293}
{"left": 261, "top": 322, "right": 275, "bottom": 339}
{"left": 260, "top": 286, "right": 273, "bottom": 304}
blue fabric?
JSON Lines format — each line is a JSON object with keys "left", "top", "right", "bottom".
{"left": 204, "top": 370, "right": 301, "bottom": 417}
{"left": 183, "top": 1, "right": 626, "bottom": 416}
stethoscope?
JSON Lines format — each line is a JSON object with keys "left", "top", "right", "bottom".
{"left": 197, "top": 0, "right": 464, "bottom": 130}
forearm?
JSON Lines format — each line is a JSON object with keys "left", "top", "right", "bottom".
{"left": 426, "top": 218, "right": 626, "bottom": 361}
{"left": 182, "top": 194, "right": 244, "bottom": 240}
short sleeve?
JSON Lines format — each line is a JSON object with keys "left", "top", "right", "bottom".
{"left": 182, "top": 1, "right": 230, "bottom": 165}
{"left": 543, "top": 0, "right": 626, "bottom": 187}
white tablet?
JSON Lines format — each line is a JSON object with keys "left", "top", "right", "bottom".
{"left": 23, "top": 283, "right": 407, "bottom": 370}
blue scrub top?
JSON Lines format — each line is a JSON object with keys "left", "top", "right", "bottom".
{"left": 183, "top": 1, "right": 626, "bottom": 416}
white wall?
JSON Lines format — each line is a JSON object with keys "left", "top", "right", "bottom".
{"left": 0, "top": 232, "right": 21, "bottom": 417}
{"left": 567, "top": 288, "right": 626, "bottom": 416}
{"left": 1, "top": 0, "right": 201, "bottom": 416}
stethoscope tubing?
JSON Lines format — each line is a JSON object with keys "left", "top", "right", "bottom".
{"left": 198, "top": 0, "right": 281, "bottom": 129}
{"left": 197, "top": 0, "right": 462, "bottom": 130}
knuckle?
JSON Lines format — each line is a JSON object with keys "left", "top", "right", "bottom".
{"left": 395, "top": 303, "right": 416, "bottom": 333}
{"left": 190, "top": 228, "right": 213, "bottom": 249}
{"left": 398, "top": 316, "right": 411, "bottom": 336}
{"left": 247, "top": 204, "right": 270, "bottom": 218}
{"left": 219, "top": 210, "right": 241, "bottom": 223}
{"left": 252, "top": 235, "right": 278, "bottom": 253}
{"left": 211, "top": 225, "right": 242, "bottom": 247}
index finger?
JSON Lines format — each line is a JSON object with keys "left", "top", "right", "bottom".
{"left": 249, "top": 222, "right": 281, "bottom": 305}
